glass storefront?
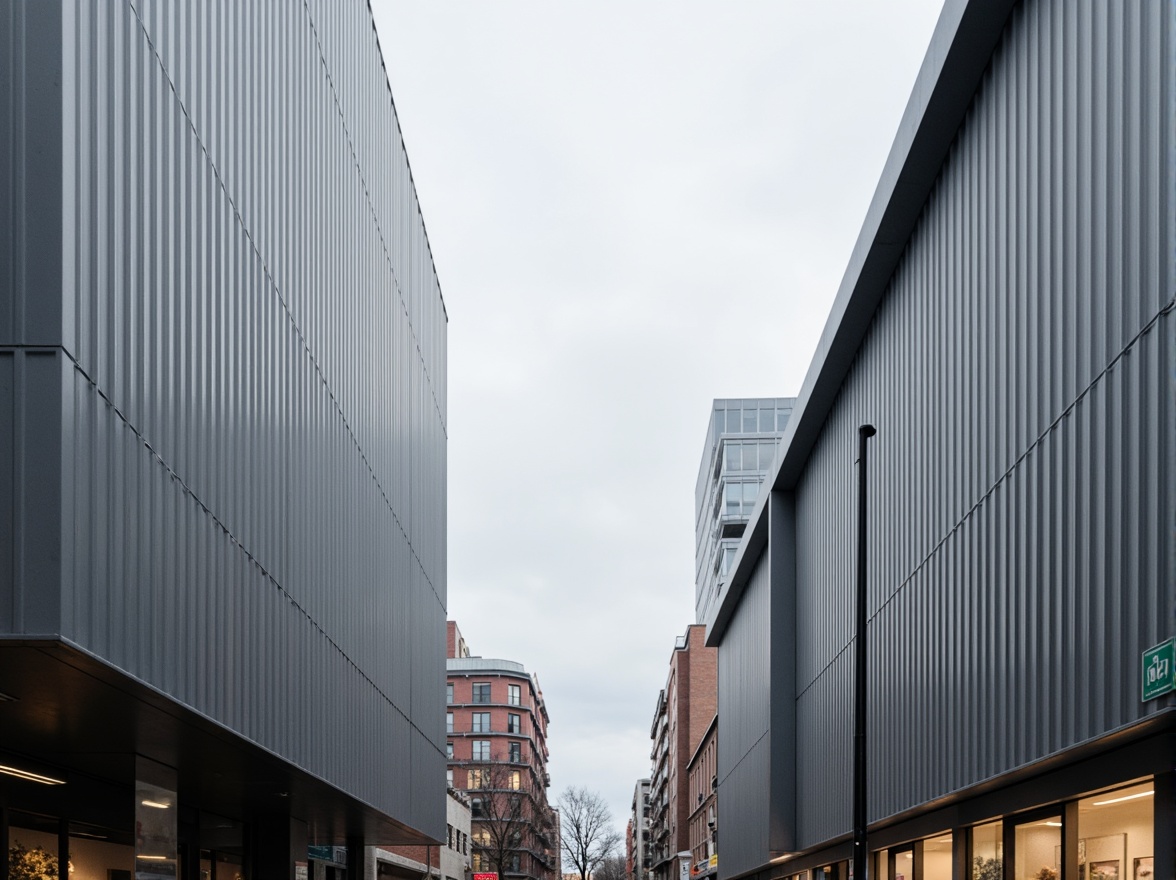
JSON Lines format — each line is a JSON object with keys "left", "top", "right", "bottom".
{"left": 1077, "top": 782, "right": 1155, "bottom": 880}
{"left": 848, "top": 780, "right": 1158, "bottom": 880}
{"left": 9, "top": 811, "right": 135, "bottom": 880}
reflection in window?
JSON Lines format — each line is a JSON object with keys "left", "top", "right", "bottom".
{"left": 472, "top": 712, "right": 491, "bottom": 732}
{"left": 972, "top": 821, "right": 1002, "bottom": 879}
{"left": 508, "top": 684, "right": 521, "bottom": 706}
{"left": 743, "top": 409, "right": 758, "bottom": 432}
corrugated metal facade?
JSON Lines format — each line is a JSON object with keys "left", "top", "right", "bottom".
{"left": 2, "top": 0, "right": 446, "bottom": 837}
{"left": 718, "top": 550, "right": 773, "bottom": 876}
{"left": 791, "top": 0, "right": 1173, "bottom": 849}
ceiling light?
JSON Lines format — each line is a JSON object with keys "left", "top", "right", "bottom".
{"left": 1092, "top": 791, "right": 1153, "bottom": 806}
{"left": 141, "top": 799, "right": 172, "bottom": 809}
{"left": 0, "top": 763, "right": 66, "bottom": 785}
{"left": 138, "top": 856, "right": 170, "bottom": 862}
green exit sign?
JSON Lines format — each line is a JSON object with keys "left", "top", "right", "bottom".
{"left": 1142, "top": 639, "right": 1174, "bottom": 702}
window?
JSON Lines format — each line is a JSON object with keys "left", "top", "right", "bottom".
{"left": 509, "top": 741, "right": 522, "bottom": 763}
{"left": 473, "top": 829, "right": 490, "bottom": 847}
{"left": 472, "top": 712, "right": 491, "bottom": 733}
{"left": 508, "top": 713, "right": 521, "bottom": 734}
{"left": 472, "top": 853, "right": 485, "bottom": 871}
{"left": 447, "top": 824, "right": 454, "bottom": 849}
{"left": 472, "top": 683, "right": 492, "bottom": 704}
{"left": 446, "top": 741, "right": 454, "bottom": 759}
{"left": 446, "top": 769, "right": 453, "bottom": 787}
{"left": 471, "top": 798, "right": 485, "bottom": 819}
{"left": 468, "top": 768, "right": 488, "bottom": 789}
{"left": 446, "top": 712, "right": 454, "bottom": 733}
{"left": 508, "top": 684, "right": 521, "bottom": 706}
{"left": 447, "top": 682, "right": 454, "bottom": 704}
{"left": 472, "top": 740, "right": 491, "bottom": 760}
{"left": 509, "top": 770, "right": 521, "bottom": 790}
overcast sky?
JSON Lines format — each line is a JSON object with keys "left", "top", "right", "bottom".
{"left": 371, "top": 0, "right": 947, "bottom": 839}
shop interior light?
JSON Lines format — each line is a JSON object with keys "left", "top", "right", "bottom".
{"left": 138, "top": 856, "right": 170, "bottom": 862}
{"left": 1092, "top": 790, "right": 1153, "bottom": 807}
{"left": 0, "top": 763, "right": 66, "bottom": 785}
{"left": 141, "top": 799, "right": 172, "bottom": 809}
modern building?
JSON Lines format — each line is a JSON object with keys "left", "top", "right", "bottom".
{"left": 695, "top": 399, "right": 794, "bottom": 625}
{"left": 629, "top": 779, "right": 652, "bottom": 880}
{"left": 1, "top": 0, "right": 447, "bottom": 876}
{"left": 705, "top": 1, "right": 1175, "bottom": 879}
{"left": 446, "top": 622, "right": 558, "bottom": 880}
{"left": 649, "top": 627, "right": 717, "bottom": 880}
{"left": 685, "top": 718, "right": 717, "bottom": 880}
{"left": 371, "top": 791, "right": 472, "bottom": 880}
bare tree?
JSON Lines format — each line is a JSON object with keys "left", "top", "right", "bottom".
{"left": 467, "top": 757, "right": 530, "bottom": 877}
{"left": 558, "top": 786, "right": 622, "bottom": 880}
{"left": 595, "top": 854, "right": 628, "bottom": 880}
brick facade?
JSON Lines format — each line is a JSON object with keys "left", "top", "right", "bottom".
{"left": 447, "top": 622, "right": 557, "bottom": 880}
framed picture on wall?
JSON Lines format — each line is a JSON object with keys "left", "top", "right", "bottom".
{"left": 1133, "top": 858, "right": 1153, "bottom": 880}
{"left": 1089, "top": 861, "right": 1119, "bottom": 880}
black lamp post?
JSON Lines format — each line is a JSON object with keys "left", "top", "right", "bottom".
{"left": 853, "top": 424, "right": 876, "bottom": 880}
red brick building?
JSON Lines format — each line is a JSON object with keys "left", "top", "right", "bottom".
{"left": 447, "top": 621, "right": 558, "bottom": 880}
{"left": 648, "top": 625, "right": 716, "bottom": 880}
{"left": 685, "top": 716, "right": 717, "bottom": 880}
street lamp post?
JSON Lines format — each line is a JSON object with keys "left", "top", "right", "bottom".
{"left": 854, "top": 424, "right": 876, "bottom": 880}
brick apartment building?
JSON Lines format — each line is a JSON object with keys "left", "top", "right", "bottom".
{"left": 685, "top": 717, "right": 717, "bottom": 880}
{"left": 372, "top": 791, "right": 473, "bottom": 880}
{"left": 447, "top": 622, "right": 559, "bottom": 880}
{"left": 648, "top": 625, "right": 717, "bottom": 880}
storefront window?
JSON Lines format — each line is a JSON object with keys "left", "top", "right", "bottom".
{"left": 922, "top": 835, "right": 952, "bottom": 880}
{"left": 873, "top": 849, "right": 889, "bottom": 880}
{"left": 1078, "top": 781, "right": 1154, "bottom": 880}
{"left": 1013, "top": 816, "right": 1061, "bottom": 880}
{"left": 972, "top": 821, "right": 1003, "bottom": 880}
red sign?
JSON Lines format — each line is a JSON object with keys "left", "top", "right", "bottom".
{"left": 473, "top": 874, "right": 499, "bottom": 880}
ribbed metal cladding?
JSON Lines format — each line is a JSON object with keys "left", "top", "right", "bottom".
{"left": 792, "top": 0, "right": 1173, "bottom": 850}
{"left": 4, "top": 0, "right": 446, "bottom": 837}
{"left": 718, "top": 550, "right": 773, "bottom": 877}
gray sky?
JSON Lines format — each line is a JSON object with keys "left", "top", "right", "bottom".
{"left": 371, "top": 0, "right": 946, "bottom": 839}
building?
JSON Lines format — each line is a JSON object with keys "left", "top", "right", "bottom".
{"left": 695, "top": 399, "right": 794, "bottom": 625}
{"left": 629, "top": 779, "right": 652, "bottom": 880}
{"left": 446, "top": 622, "right": 558, "bottom": 880}
{"left": 705, "top": 1, "right": 1175, "bottom": 879}
{"left": 371, "top": 791, "right": 472, "bottom": 880}
{"left": 685, "top": 718, "right": 717, "bottom": 880}
{"left": 1, "top": 0, "right": 447, "bottom": 875}
{"left": 649, "top": 627, "right": 717, "bottom": 880}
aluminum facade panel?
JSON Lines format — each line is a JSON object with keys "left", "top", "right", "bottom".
{"left": 718, "top": 549, "right": 773, "bottom": 878}
{"left": 789, "top": 0, "right": 1174, "bottom": 849}
{"left": 3, "top": 0, "right": 446, "bottom": 838}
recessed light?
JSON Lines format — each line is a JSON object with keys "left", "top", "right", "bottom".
{"left": 0, "top": 764, "right": 65, "bottom": 785}
{"left": 1092, "top": 791, "right": 1153, "bottom": 807}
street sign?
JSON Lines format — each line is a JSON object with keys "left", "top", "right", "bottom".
{"left": 1142, "top": 639, "right": 1174, "bottom": 701}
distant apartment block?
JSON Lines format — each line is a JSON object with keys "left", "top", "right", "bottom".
{"left": 447, "top": 622, "right": 558, "bottom": 880}
{"left": 649, "top": 626, "right": 717, "bottom": 880}
{"left": 629, "top": 779, "right": 652, "bottom": 880}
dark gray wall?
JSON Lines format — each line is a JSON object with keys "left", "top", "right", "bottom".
{"left": 791, "top": 0, "right": 1174, "bottom": 849}
{"left": 2, "top": 0, "right": 446, "bottom": 838}
{"left": 718, "top": 492, "right": 796, "bottom": 878}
